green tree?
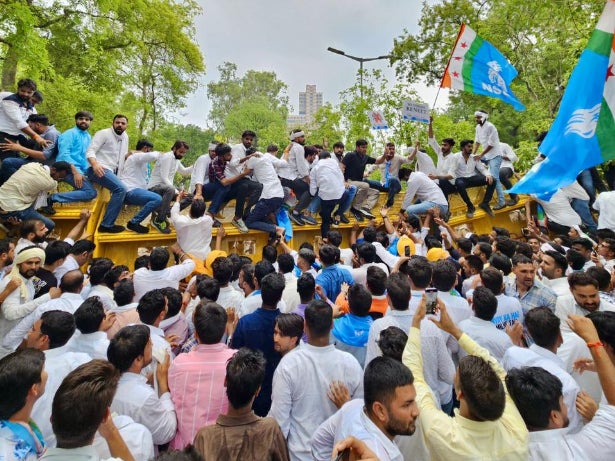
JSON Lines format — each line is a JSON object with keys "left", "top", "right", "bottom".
{"left": 206, "top": 62, "right": 289, "bottom": 132}
{"left": 306, "top": 103, "right": 344, "bottom": 148}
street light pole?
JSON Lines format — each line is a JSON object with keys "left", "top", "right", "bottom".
{"left": 327, "top": 47, "right": 392, "bottom": 99}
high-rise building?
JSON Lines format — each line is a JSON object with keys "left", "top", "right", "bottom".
{"left": 288, "top": 84, "right": 323, "bottom": 127}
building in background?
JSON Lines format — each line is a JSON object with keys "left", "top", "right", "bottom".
{"left": 287, "top": 84, "right": 323, "bottom": 127}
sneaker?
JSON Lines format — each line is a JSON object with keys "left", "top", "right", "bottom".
{"left": 289, "top": 212, "right": 305, "bottom": 226}
{"left": 493, "top": 203, "right": 506, "bottom": 211}
{"left": 98, "top": 224, "right": 125, "bottom": 233}
{"left": 152, "top": 219, "right": 171, "bottom": 234}
{"left": 350, "top": 208, "right": 365, "bottom": 222}
{"left": 302, "top": 214, "right": 318, "bottom": 225}
{"left": 127, "top": 221, "right": 149, "bottom": 234}
{"left": 506, "top": 197, "right": 519, "bottom": 207}
{"left": 479, "top": 202, "right": 495, "bottom": 217}
{"left": 339, "top": 214, "right": 350, "bottom": 224}
{"left": 212, "top": 219, "right": 222, "bottom": 228}
{"left": 39, "top": 196, "right": 56, "bottom": 215}
{"left": 360, "top": 208, "right": 375, "bottom": 219}
{"left": 232, "top": 218, "right": 249, "bottom": 233}
{"left": 466, "top": 208, "right": 475, "bottom": 219}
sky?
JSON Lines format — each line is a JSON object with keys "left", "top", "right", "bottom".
{"left": 176, "top": 0, "right": 448, "bottom": 127}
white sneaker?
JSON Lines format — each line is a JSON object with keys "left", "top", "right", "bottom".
{"left": 232, "top": 218, "right": 249, "bottom": 233}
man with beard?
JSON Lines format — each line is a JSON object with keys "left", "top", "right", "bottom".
{"left": 427, "top": 116, "right": 457, "bottom": 195}
{"left": 279, "top": 129, "right": 314, "bottom": 226}
{"left": 555, "top": 272, "right": 615, "bottom": 322}
{"left": 311, "top": 356, "right": 417, "bottom": 461}
{"left": 0, "top": 246, "right": 62, "bottom": 358}
{"left": 85, "top": 114, "right": 130, "bottom": 233}
{"left": 505, "top": 254, "right": 557, "bottom": 315}
{"left": 0, "top": 78, "right": 50, "bottom": 160}
{"left": 366, "top": 143, "right": 406, "bottom": 208}
{"left": 148, "top": 140, "right": 193, "bottom": 234}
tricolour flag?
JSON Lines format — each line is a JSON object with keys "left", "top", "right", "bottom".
{"left": 509, "top": 0, "right": 615, "bottom": 196}
{"left": 441, "top": 24, "right": 525, "bottom": 111}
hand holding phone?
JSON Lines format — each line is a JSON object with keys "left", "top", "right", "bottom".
{"left": 425, "top": 288, "right": 438, "bottom": 315}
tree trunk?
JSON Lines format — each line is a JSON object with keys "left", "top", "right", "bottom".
{"left": 1, "top": 45, "right": 18, "bottom": 90}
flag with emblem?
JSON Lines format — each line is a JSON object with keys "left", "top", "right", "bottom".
{"left": 509, "top": 0, "right": 615, "bottom": 196}
{"left": 441, "top": 23, "right": 525, "bottom": 111}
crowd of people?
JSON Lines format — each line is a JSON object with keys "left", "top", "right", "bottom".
{"left": 1, "top": 78, "right": 615, "bottom": 461}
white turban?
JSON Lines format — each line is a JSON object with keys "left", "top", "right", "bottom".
{"left": 208, "top": 143, "right": 218, "bottom": 151}
{"left": 290, "top": 131, "right": 305, "bottom": 141}
{"left": 10, "top": 246, "right": 46, "bottom": 298}
{"left": 474, "top": 110, "right": 488, "bottom": 120}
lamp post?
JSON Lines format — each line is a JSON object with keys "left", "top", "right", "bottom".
{"left": 326, "top": 47, "right": 392, "bottom": 99}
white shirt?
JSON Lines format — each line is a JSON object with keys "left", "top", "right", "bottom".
{"left": 311, "top": 399, "right": 403, "bottom": 461}
{"left": 226, "top": 143, "right": 247, "bottom": 178}
{"left": 85, "top": 127, "right": 128, "bottom": 172}
{"left": 458, "top": 316, "right": 513, "bottom": 362}
{"left": 246, "top": 154, "right": 285, "bottom": 199}
{"left": 365, "top": 309, "right": 413, "bottom": 366}
{"left": 111, "top": 372, "right": 177, "bottom": 445}
{"left": 0, "top": 162, "right": 57, "bottom": 212}
{"left": 53, "top": 254, "right": 80, "bottom": 284}
{"left": 428, "top": 137, "right": 458, "bottom": 177}
{"left": 474, "top": 121, "right": 502, "bottom": 160}
{"left": 349, "top": 262, "right": 389, "bottom": 287}
{"left": 269, "top": 343, "right": 364, "bottom": 461}
{"left": 170, "top": 202, "right": 213, "bottom": 260}
{"left": 502, "top": 345, "right": 582, "bottom": 433}
{"left": 437, "top": 291, "right": 472, "bottom": 361}
{"left": 558, "top": 330, "right": 603, "bottom": 402}
{"left": 542, "top": 276, "right": 570, "bottom": 298}
{"left": 402, "top": 171, "right": 448, "bottom": 209}
{"left": 534, "top": 189, "right": 582, "bottom": 227}
{"left": 492, "top": 293, "right": 524, "bottom": 330}
{"left": 339, "top": 248, "right": 354, "bottom": 267}
{"left": 593, "top": 190, "right": 615, "bottom": 230}
{"left": 216, "top": 285, "right": 245, "bottom": 311}
{"left": 373, "top": 241, "right": 400, "bottom": 270}
{"left": 66, "top": 331, "right": 110, "bottom": 360}
{"left": 281, "top": 272, "right": 300, "bottom": 314}
{"left": 133, "top": 259, "right": 196, "bottom": 301}
{"left": 148, "top": 151, "right": 193, "bottom": 190}
{"left": 555, "top": 294, "right": 615, "bottom": 326}
{"left": 2, "top": 292, "right": 84, "bottom": 350}
{"left": 238, "top": 290, "right": 286, "bottom": 317}
{"left": 188, "top": 153, "right": 214, "bottom": 193}
{"left": 0, "top": 275, "right": 51, "bottom": 358}
{"left": 279, "top": 142, "right": 309, "bottom": 180}
{"left": 500, "top": 143, "right": 517, "bottom": 170}
{"left": 309, "top": 157, "right": 345, "bottom": 201}
{"left": 40, "top": 445, "right": 121, "bottom": 460}
{"left": 119, "top": 151, "right": 160, "bottom": 191}
{"left": 446, "top": 152, "right": 490, "bottom": 180}
{"left": 528, "top": 404, "right": 615, "bottom": 461}
{"left": 32, "top": 346, "right": 92, "bottom": 446}
{"left": 86, "top": 284, "right": 117, "bottom": 312}
{"left": 92, "top": 415, "right": 154, "bottom": 461}
{"left": 413, "top": 150, "right": 438, "bottom": 176}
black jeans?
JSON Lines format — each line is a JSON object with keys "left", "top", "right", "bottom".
{"left": 499, "top": 167, "right": 517, "bottom": 200}
{"left": 320, "top": 198, "right": 339, "bottom": 237}
{"left": 227, "top": 178, "right": 263, "bottom": 219}
{"left": 454, "top": 174, "right": 496, "bottom": 209}
{"left": 280, "top": 177, "right": 311, "bottom": 212}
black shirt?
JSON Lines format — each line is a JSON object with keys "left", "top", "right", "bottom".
{"left": 342, "top": 150, "right": 376, "bottom": 181}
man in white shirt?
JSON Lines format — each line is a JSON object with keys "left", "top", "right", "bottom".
{"left": 170, "top": 199, "right": 213, "bottom": 260}
{"left": 448, "top": 139, "right": 496, "bottom": 218}
{"left": 400, "top": 169, "right": 449, "bottom": 219}
{"left": 212, "top": 256, "right": 245, "bottom": 312}
{"left": 68, "top": 296, "right": 112, "bottom": 360}
{"left": 40, "top": 360, "right": 136, "bottom": 461}
{"left": 188, "top": 142, "right": 217, "bottom": 196}
{"left": 310, "top": 150, "right": 346, "bottom": 237}
{"left": 348, "top": 242, "right": 389, "bottom": 287}
{"left": 593, "top": 190, "right": 615, "bottom": 230}
{"left": 108, "top": 324, "right": 177, "bottom": 446}
{"left": 0, "top": 246, "right": 61, "bottom": 358}
{"left": 132, "top": 245, "right": 195, "bottom": 301}
{"left": 269, "top": 299, "right": 364, "bottom": 461}
{"left": 472, "top": 110, "right": 506, "bottom": 210}
{"left": 479, "top": 267, "right": 524, "bottom": 330}
{"left": 540, "top": 250, "right": 571, "bottom": 297}
{"left": 526, "top": 181, "right": 589, "bottom": 235}
{"left": 502, "top": 307, "right": 583, "bottom": 433}
{"left": 3, "top": 269, "right": 85, "bottom": 352}
{"left": 27, "top": 310, "right": 92, "bottom": 446}
{"left": 277, "top": 254, "right": 300, "bottom": 313}
{"left": 136, "top": 289, "right": 174, "bottom": 361}
{"left": 279, "top": 129, "right": 313, "bottom": 226}
{"left": 459, "top": 287, "right": 514, "bottom": 362}
{"left": 556, "top": 271, "right": 615, "bottom": 325}
{"left": 86, "top": 114, "right": 129, "bottom": 233}
{"left": 311, "top": 356, "right": 418, "bottom": 461}
{"left": 148, "top": 140, "right": 193, "bottom": 233}
{"left": 118, "top": 139, "right": 163, "bottom": 234}
{"left": 427, "top": 116, "right": 457, "bottom": 186}
{"left": 53, "top": 239, "right": 95, "bottom": 284}
{"left": 499, "top": 142, "right": 519, "bottom": 206}
{"left": 244, "top": 152, "right": 287, "bottom": 238}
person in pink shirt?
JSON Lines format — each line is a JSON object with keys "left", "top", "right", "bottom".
{"left": 168, "top": 301, "right": 236, "bottom": 448}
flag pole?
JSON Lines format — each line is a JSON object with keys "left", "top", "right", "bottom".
{"left": 434, "top": 22, "right": 466, "bottom": 110}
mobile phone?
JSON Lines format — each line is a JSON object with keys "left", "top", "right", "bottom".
{"left": 404, "top": 245, "right": 411, "bottom": 257}
{"left": 333, "top": 449, "right": 349, "bottom": 461}
{"left": 425, "top": 288, "right": 438, "bottom": 315}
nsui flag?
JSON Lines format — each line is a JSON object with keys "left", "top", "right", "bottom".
{"left": 510, "top": 0, "right": 615, "bottom": 196}
{"left": 442, "top": 24, "right": 525, "bottom": 111}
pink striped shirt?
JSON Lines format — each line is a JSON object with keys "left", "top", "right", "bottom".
{"left": 168, "top": 343, "right": 236, "bottom": 449}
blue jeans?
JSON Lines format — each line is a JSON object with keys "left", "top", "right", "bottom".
{"left": 245, "top": 197, "right": 283, "bottom": 234}
{"left": 571, "top": 198, "right": 598, "bottom": 233}
{"left": 125, "top": 188, "right": 162, "bottom": 224}
{"left": 364, "top": 178, "right": 402, "bottom": 207}
{"left": 51, "top": 172, "right": 97, "bottom": 204}
{"left": 0, "top": 205, "right": 55, "bottom": 231}
{"left": 86, "top": 168, "right": 126, "bottom": 227}
{"left": 577, "top": 169, "right": 596, "bottom": 204}
{"left": 308, "top": 196, "right": 321, "bottom": 214}
{"left": 337, "top": 185, "right": 358, "bottom": 215}
{"left": 0, "top": 157, "right": 27, "bottom": 184}
{"left": 487, "top": 155, "right": 505, "bottom": 206}
{"left": 203, "top": 182, "right": 230, "bottom": 214}
{"left": 406, "top": 201, "right": 448, "bottom": 218}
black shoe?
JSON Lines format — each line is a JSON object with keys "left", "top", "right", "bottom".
{"left": 289, "top": 212, "right": 305, "bottom": 226}
{"left": 360, "top": 208, "right": 375, "bottom": 219}
{"left": 212, "top": 219, "right": 222, "bottom": 228}
{"left": 493, "top": 203, "right": 506, "bottom": 211}
{"left": 39, "top": 196, "right": 56, "bottom": 215}
{"left": 479, "top": 203, "right": 495, "bottom": 217}
{"left": 127, "top": 221, "right": 149, "bottom": 234}
{"left": 339, "top": 214, "right": 350, "bottom": 224}
{"left": 98, "top": 224, "right": 125, "bottom": 233}
{"left": 350, "top": 208, "right": 365, "bottom": 222}
{"left": 506, "top": 197, "right": 519, "bottom": 207}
